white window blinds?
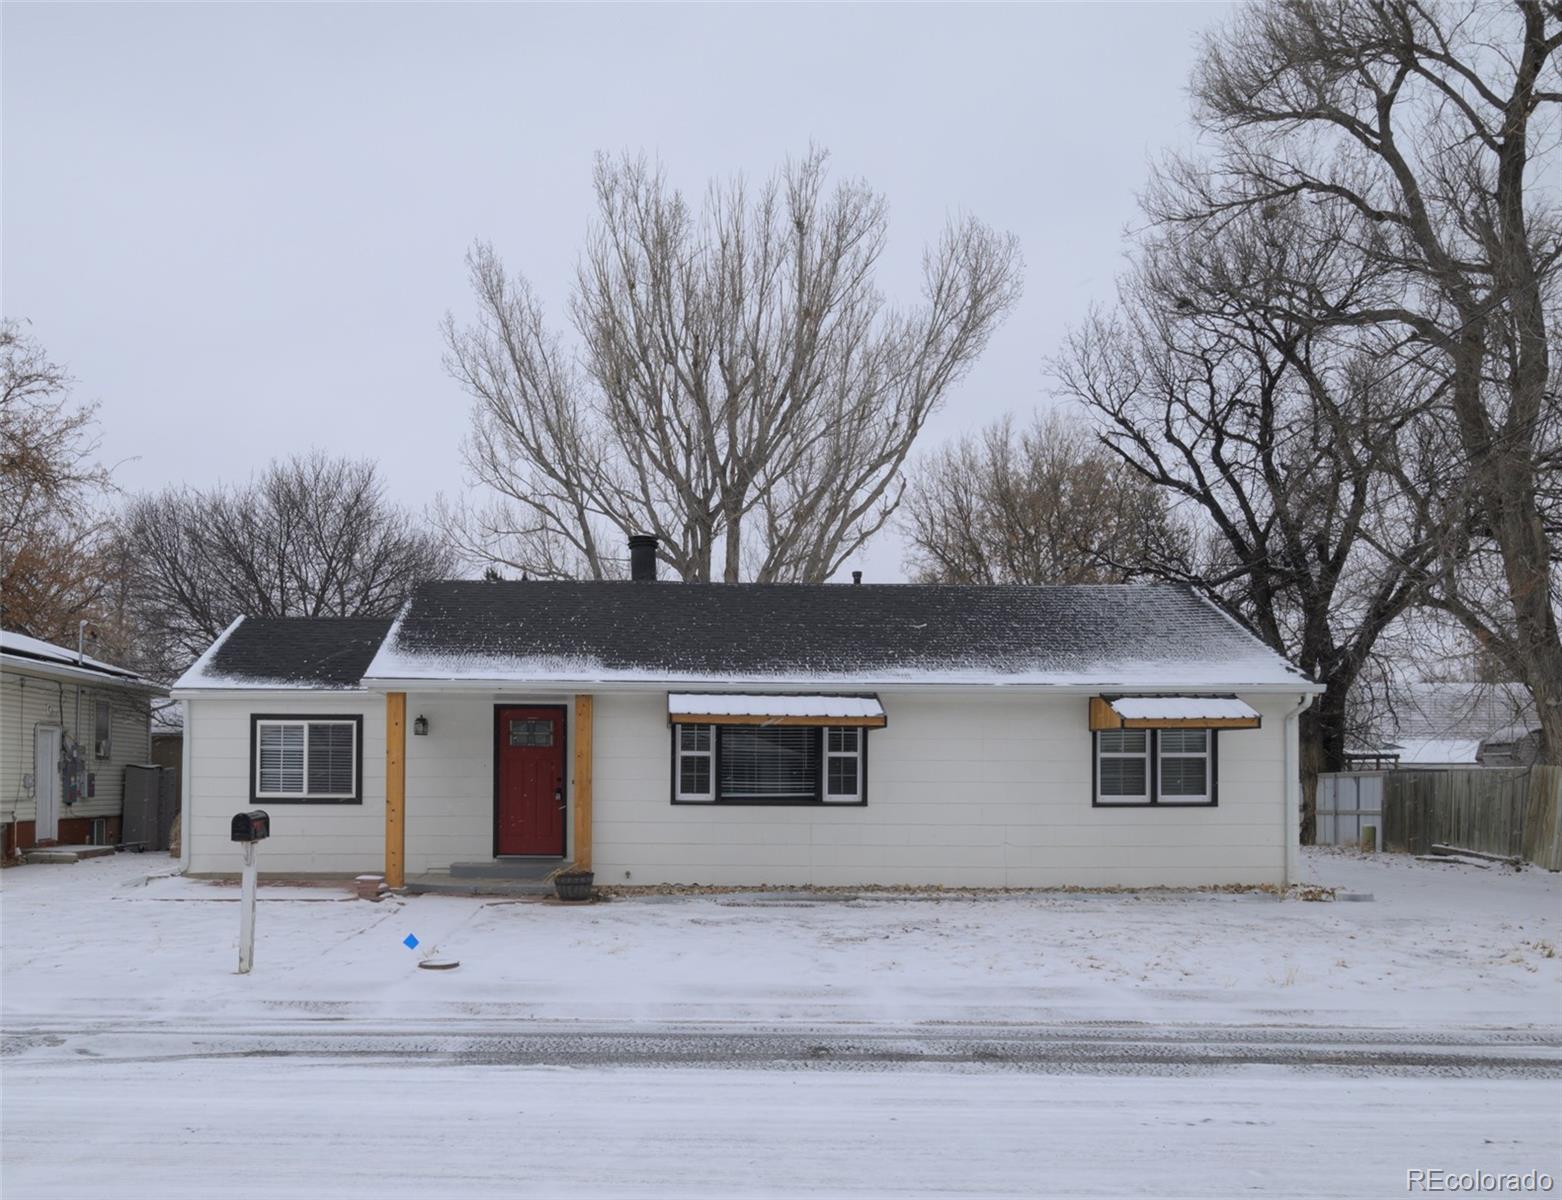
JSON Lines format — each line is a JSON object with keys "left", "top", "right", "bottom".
{"left": 719, "top": 726, "right": 819, "bottom": 800}
{"left": 256, "top": 719, "right": 358, "bottom": 800}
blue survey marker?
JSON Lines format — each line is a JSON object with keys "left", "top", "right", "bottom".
{"left": 403, "top": 934, "right": 419, "bottom": 949}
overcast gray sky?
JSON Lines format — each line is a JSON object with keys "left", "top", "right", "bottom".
{"left": 4, "top": 2, "right": 1225, "bottom": 582}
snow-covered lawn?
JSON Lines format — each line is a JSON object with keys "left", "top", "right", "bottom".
{"left": 3, "top": 847, "right": 1558, "bottom": 1029}
{"left": 4, "top": 849, "right": 1558, "bottom": 1198}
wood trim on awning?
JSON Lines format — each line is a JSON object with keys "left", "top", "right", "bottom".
{"left": 1088, "top": 695, "right": 1262, "bottom": 731}
{"left": 667, "top": 693, "right": 887, "bottom": 728}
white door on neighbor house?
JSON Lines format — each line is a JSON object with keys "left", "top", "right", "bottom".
{"left": 34, "top": 726, "right": 61, "bottom": 843}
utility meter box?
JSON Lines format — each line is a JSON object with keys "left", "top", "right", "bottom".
{"left": 230, "top": 810, "right": 271, "bottom": 843}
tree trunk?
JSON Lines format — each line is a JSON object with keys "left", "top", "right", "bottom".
{"left": 1297, "top": 683, "right": 1351, "bottom": 846}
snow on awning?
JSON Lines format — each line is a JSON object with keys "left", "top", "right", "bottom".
{"left": 668, "top": 693, "right": 887, "bottom": 727}
{"left": 1089, "top": 695, "right": 1261, "bottom": 731}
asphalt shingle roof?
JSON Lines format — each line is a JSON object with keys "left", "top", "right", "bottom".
{"left": 190, "top": 617, "right": 394, "bottom": 689}
{"left": 360, "top": 580, "right": 1306, "bottom": 687}
{"left": 175, "top": 582, "right": 1311, "bottom": 690}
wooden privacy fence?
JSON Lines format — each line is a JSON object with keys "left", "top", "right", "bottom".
{"left": 1375, "top": 765, "right": 1562, "bottom": 870}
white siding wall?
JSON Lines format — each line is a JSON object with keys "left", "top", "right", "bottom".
{"left": 184, "top": 689, "right": 1293, "bottom": 886}
{"left": 1, "top": 666, "right": 156, "bottom": 828}
{"left": 186, "top": 695, "right": 384, "bottom": 874}
{"left": 592, "top": 692, "right": 1293, "bottom": 887}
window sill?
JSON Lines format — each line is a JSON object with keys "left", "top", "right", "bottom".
{"left": 672, "top": 798, "right": 867, "bottom": 807}
{"left": 1092, "top": 798, "right": 1217, "bottom": 808}
{"left": 249, "top": 797, "right": 363, "bottom": 806}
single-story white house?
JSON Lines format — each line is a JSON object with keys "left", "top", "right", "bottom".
{"left": 1, "top": 631, "right": 168, "bottom": 859}
{"left": 172, "top": 539, "right": 1322, "bottom": 888}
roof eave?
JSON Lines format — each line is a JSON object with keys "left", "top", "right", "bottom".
{"left": 356, "top": 675, "right": 1324, "bottom": 696}
{"left": 172, "top": 684, "right": 374, "bottom": 700}
{"left": 1, "top": 653, "right": 169, "bottom": 695}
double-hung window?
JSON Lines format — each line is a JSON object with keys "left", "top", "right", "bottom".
{"left": 672, "top": 724, "right": 868, "bottom": 805}
{"left": 1095, "top": 728, "right": 1215, "bottom": 806}
{"left": 1095, "top": 730, "right": 1150, "bottom": 803}
{"left": 675, "top": 723, "right": 715, "bottom": 801}
{"left": 252, "top": 715, "right": 362, "bottom": 803}
{"left": 1156, "top": 729, "right": 1211, "bottom": 804}
{"left": 824, "top": 727, "right": 863, "bottom": 801}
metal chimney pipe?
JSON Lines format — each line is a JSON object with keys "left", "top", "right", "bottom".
{"left": 628, "top": 535, "right": 659, "bottom": 582}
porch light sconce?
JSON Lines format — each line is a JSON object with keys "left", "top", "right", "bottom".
{"left": 413, "top": 715, "right": 429, "bottom": 737}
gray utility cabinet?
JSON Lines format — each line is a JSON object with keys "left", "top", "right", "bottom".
{"left": 122, "top": 764, "right": 177, "bottom": 851}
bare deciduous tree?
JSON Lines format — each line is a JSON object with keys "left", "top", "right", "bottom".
{"left": 901, "top": 411, "right": 1185, "bottom": 585}
{"left": 122, "top": 454, "right": 456, "bottom": 675}
{"left": 1165, "top": 0, "right": 1562, "bottom": 761}
{"left": 1054, "top": 196, "right": 1436, "bottom": 841}
{"left": 443, "top": 150, "right": 1023, "bottom": 582}
{"left": 0, "top": 320, "right": 118, "bottom": 646}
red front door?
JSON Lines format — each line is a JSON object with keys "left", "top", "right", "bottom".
{"left": 495, "top": 706, "right": 566, "bottom": 856}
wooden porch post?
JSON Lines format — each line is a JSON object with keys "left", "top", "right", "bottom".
{"left": 385, "top": 692, "right": 406, "bottom": 888}
{"left": 573, "top": 694, "right": 593, "bottom": 870}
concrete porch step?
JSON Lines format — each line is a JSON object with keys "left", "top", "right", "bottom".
{"left": 23, "top": 845, "right": 118, "bottom": 864}
{"left": 403, "top": 874, "right": 560, "bottom": 898}
{"left": 448, "top": 859, "right": 563, "bottom": 881}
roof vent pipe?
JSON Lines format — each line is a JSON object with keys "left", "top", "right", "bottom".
{"left": 628, "top": 535, "right": 659, "bottom": 582}
{"left": 851, "top": 571, "right": 862, "bottom": 585}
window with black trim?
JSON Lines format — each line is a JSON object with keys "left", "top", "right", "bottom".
{"left": 672, "top": 724, "right": 867, "bottom": 805}
{"left": 1094, "top": 729, "right": 1216, "bottom": 806}
{"left": 251, "top": 716, "right": 363, "bottom": 803}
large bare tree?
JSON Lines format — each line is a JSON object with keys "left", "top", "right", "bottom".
{"left": 122, "top": 454, "right": 456, "bottom": 675}
{"left": 1054, "top": 196, "right": 1437, "bottom": 841}
{"left": 901, "top": 411, "right": 1186, "bottom": 585}
{"left": 0, "top": 320, "right": 118, "bottom": 647}
{"left": 1163, "top": 0, "right": 1562, "bottom": 761}
{"left": 444, "top": 150, "right": 1022, "bottom": 582}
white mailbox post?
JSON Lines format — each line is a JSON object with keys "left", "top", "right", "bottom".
{"left": 230, "top": 810, "right": 270, "bottom": 974}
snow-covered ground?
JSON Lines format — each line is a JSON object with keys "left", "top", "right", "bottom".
{"left": 5, "top": 1057, "right": 1556, "bottom": 1200}
{"left": 3, "top": 849, "right": 1559, "bottom": 1198}
{"left": 3, "top": 847, "right": 1558, "bottom": 1029}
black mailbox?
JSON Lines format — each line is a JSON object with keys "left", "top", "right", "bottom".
{"left": 231, "top": 810, "right": 271, "bottom": 842}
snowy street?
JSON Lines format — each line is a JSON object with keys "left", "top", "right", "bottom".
{"left": 3, "top": 848, "right": 1559, "bottom": 1197}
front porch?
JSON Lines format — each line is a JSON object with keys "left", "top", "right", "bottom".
{"left": 403, "top": 856, "right": 571, "bottom": 897}
{"left": 381, "top": 691, "right": 596, "bottom": 889}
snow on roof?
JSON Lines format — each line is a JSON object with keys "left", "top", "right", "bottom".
{"left": 1109, "top": 697, "right": 1259, "bottom": 721}
{"left": 668, "top": 693, "right": 887, "bottom": 720}
{"left": 359, "top": 580, "right": 1316, "bottom": 691}
{"left": 1, "top": 630, "right": 160, "bottom": 689}
{"left": 175, "top": 616, "right": 394, "bottom": 691}
{"left": 1390, "top": 737, "right": 1485, "bottom": 765}
{"left": 1388, "top": 681, "right": 1536, "bottom": 743}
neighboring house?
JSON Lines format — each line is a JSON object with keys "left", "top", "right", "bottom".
{"left": 1348, "top": 681, "right": 1540, "bottom": 769}
{"left": 171, "top": 538, "right": 1323, "bottom": 888}
{"left": 1, "top": 631, "right": 169, "bottom": 859}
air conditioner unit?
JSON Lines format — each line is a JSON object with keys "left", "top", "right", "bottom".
{"left": 96, "top": 740, "right": 111, "bottom": 758}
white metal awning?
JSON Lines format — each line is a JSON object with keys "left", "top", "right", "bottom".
{"left": 1089, "top": 695, "right": 1262, "bottom": 730}
{"left": 667, "top": 693, "right": 887, "bottom": 727}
